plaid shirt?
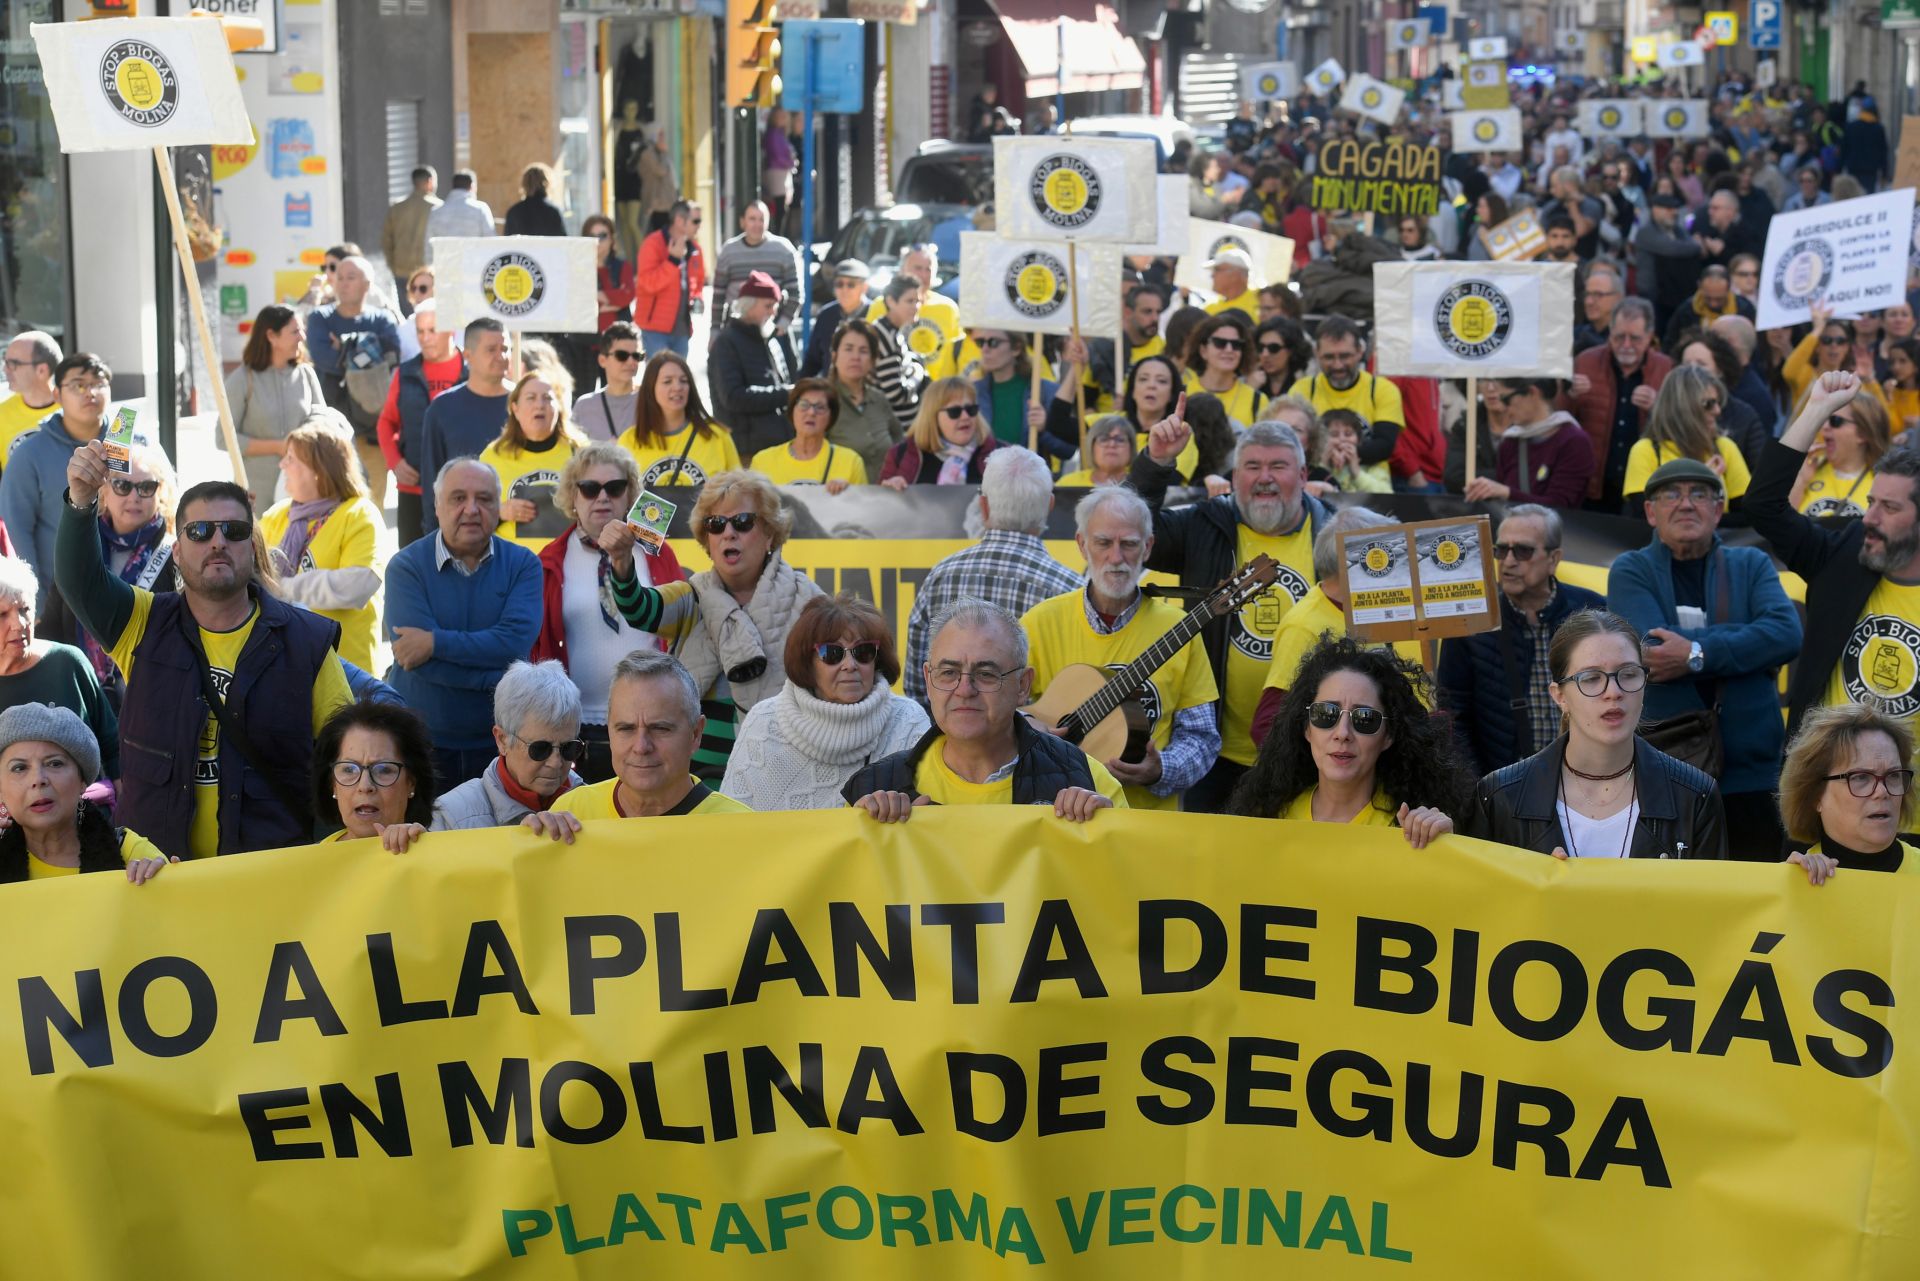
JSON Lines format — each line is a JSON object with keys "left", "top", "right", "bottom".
{"left": 905, "top": 530, "right": 1084, "bottom": 702}
{"left": 1077, "top": 588, "right": 1221, "bottom": 798}
{"left": 1518, "top": 580, "right": 1560, "bottom": 756}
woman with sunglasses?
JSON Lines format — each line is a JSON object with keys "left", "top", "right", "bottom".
{"left": 81, "top": 441, "right": 175, "bottom": 706}
{"left": 1672, "top": 328, "right": 1771, "bottom": 469}
{"left": 754, "top": 379, "right": 868, "bottom": 491}
{"left": 1777, "top": 704, "right": 1919, "bottom": 885}
{"left": 1784, "top": 306, "right": 1888, "bottom": 413}
{"left": 1231, "top": 636, "right": 1469, "bottom": 846}
{"left": 1248, "top": 317, "right": 1311, "bottom": 400}
{"left": 1462, "top": 610, "right": 1727, "bottom": 859}
{"left": 531, "top": 442, "right": 686, "bottom": 778}
{"left": 1790, "top": 385, "right": 1893, "bottom": 519}
{"left": 1182, "top": 312, "right": 1264, "bottom": 427}
{"left": 1620, "top": 364, "right": 1751, "bottom": 515}
{"left": 967, "top": 327, "right": 1081, "bottom": 463}
{"left": 823, "top": 319, "right": 901, "bottom": 482}
{"left": 434, "top": 660, "right": 591, "bottom": 826}
{"left": 258, "top": 420, "right": 384, "bottom": 672}
{"left": 1462, "top": 377, "right": 1593, "bottom": 508}
{"left": 722, "top": 594, "right": 928, "bottom": 810}
{"left": 880, "top": 376, "right": 1003, "bottom": 488}
{"left": 1397, "top": 215, "right": 1442, "bottom": 262}
{"left": 223, "top": 304, "right": 325, "bottom": 505}
{"left": 614, "top": 351, "right": 741, "bottom": 488}
{"left": 312, "top": 700, "right": 435, "bottom": 852}
{"left": 605, "top": 469, "right": 825, "bottom": 779}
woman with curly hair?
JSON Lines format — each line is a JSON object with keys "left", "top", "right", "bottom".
{"left": 1230, "top": 635, "right": 1471, "bottom": 847}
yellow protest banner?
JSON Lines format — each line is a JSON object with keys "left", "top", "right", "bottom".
{"left": 1, "top": 810, "right": 1915, "bottom": 1277}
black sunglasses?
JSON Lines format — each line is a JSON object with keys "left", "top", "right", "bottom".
{"left": 816, "top": 641, "right": 880, "bottom": 665}
{"left": 516, "top": 735, "right": 587, "bottom": 763}
{"left": 606, "top": 349, "right": 641, "bottom": 362}
{"left": 109, "top": 478, "right": 160, "bottom": 498}
{"left": 1494, "top": 541, "right": 1550, "bottom": 561}
{"left": 1258, "top": 342, "right": 1286, "bottom": 355}
{"left": 1307, "top": 701, "right": 1386, "bottom": 735}
{"left": 323, "top": 263, "right": 338, "bottom": 273}
{"left": 941, "top": 403, "right": 981, "bottom": 420}
{"left": 703, "top": 512, "right": 757, "bottom": 535}
{"left": 183, "top": 519, "right": 252, "bottom": 543}
{"left": 1207, "top": 336, "right": 1246, "bottom": 351}
{"left": 977, "top": 337, "right": 1008, "bottom": 350}
{"left": 1827, "top": 413, "right": 1855, "bottom": 428}
{"left": 407, "top": 282, "right": 432, "bottom": 296}
{"left": 575, "top": 478, "right": 631, "bottom": 501}
{"left": 1820, "top": 334, "right": 1852, "bottom": 346}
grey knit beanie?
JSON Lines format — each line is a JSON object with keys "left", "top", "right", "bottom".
{"left": 0, "top": 703, "right": 101, "bottom": 783}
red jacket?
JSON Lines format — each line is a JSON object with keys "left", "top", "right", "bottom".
{"left": 531, "top": 524, "right": 685, "bottom": 670}
{"left": 597, "top": 256, "right": 637, "bottom": 334}
{"left": 1560, "top": 345, "right": 1674, "bottom": 502}
{"left": 632, "top": 228, "right": 705, "bottom": 335}
{"left": 1382, "top": 373, "right": 1444, "bottom": 482}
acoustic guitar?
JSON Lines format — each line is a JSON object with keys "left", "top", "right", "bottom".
{"left": 1023, "top": 555, "right": 1281, "bottom": 764}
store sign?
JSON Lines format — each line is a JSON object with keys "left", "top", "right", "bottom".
{"left": 847, "top": 0, "right": 916, "bottom": 23}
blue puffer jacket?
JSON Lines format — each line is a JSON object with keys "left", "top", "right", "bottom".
{"left": 1437, "top": 579, "right": 1606, "bottom": 778}
{"left": 1606, "top": 535, "right": 1803, "bottom": 796}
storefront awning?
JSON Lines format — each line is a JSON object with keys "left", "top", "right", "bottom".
{"left": 990, "top": 0, "right": 1147, "bottom": 95}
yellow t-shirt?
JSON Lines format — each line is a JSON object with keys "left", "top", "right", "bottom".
{"left": 1889, "top": 386, "right": 1920, "bottom": 434}
{"left": 257, "top": 495, "right": 384, "bottom": 672}
{"left": 26, "top": 829, "right": 163, "bottom": 879}
{"left": 0, "top": 394, "right": 54, "bottom": 469}
{"left": 1206, "top": 290, "right": 1259, "bottom": 320}
{"left": 1287, "top": 372, "right": 1407, "bottom": 433}
{"left": 1133, "top": 430, "right": 1202, "bottom": 482}
{"left": 1020, "top": 590, "right": 1220, "bottom": 811}
{"left": 866, "top": 293, "right": 963, "bottom": 380}
{"left": 1798, "top": 462, "right": 1874, "bottom": 520}
{"left": 616, "top": 424, "right": 743, "bottom": 489}
{"left": 1809, "top": 839, "right": 1920, "bottom": 874}
{"left": 479, "top": 437, "right": 579, "bottom": 547}
{"left": 1262, "top": 584, "right": 1425, "bottom": 698}
{"left": 1822, "top": 576, "right": 1920, "bottom": 733}
{"left": 911, "top": 735, "right": 1129, "bottom": 808}
{"left": 106, "top": 591, "right": 355, "bottom": 858}
{"left": 550, "top": 776, "right": 753, "bottom": 818}
{"left": 1223, "top": 521, "right": 1317, "bottom": 766}
{"left": 752, "top": 441, "right": 868, "bottom": 487}
{"left": 1622, "top": 436, "right": 1750, "bottom": 506}
{"left": 1280, "top": 785, "right": 1399, "bottom": 826}
{"left": 1183, "top": 371, "right": 1265, "bottom": 426}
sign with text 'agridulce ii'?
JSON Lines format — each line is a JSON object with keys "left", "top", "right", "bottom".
{"left": 1310, "top": 136, "right": 1443, "bottom": 216}
{"left": 0, "top": 810, "right": 1914, "bottom": 1276}
{"left": 1755, "top": 188, "right": 1917, "bottom": 329}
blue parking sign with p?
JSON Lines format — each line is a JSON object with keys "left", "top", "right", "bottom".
{"left": 1750, "top": 0, "right": 1781, "bottom": 47}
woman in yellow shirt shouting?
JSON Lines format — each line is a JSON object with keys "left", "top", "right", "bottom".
{"left": 1790, "top": 385, "right": 1892, "bottom": 520}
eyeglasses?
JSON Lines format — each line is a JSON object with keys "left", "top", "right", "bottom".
{"left": 511, "top": 733, "right": 587, "bottom": 763}
{"left": 575, "top": 478, "right": 630, "bottom": 501}
{"left": 1701, "top": 397, "right": 1722, "bottom": 412}
{"left": 941, "top": 403, "right": 981, "bottom": 421}
{"left": 1493, "top": 541, "right": 1551, "bottom": 561}
{"left": 690, "top": 216, "right": 704, "bottom": 226}
{"left": 408, "top": 282, "right": 433, "bottom": 296}
{"left": 1258, "top": 342, "right": 1286, "bottom": 355}
{"left": 1827, "top": 414, "right": 1855, "bottom": 428}
{"left": 1820, "top": 334, "right": 1852, "bottom": 346}
{"left": 1307, "top": 701, "right": 1385, "bottom": 735}
{"left": 109, "top": 478, "right": 160, "bottom": 498}
{"left": 1557, "top": 664, "right": 1648, "bottom": 696}
{"left": 928, "top": 663, "right": 1015, "bottom": 692}
{"left": 331, "top": 760, "right": 404, "bottom": 788}
{"left": 324, "top": 263, "right": 338, "bottom": 273}
{"left": 976, "top": 337, "right": 1008, "bottom": 350}
{"left": 1825, "top": 768, "right": 1915, "bottom": 798}
{"left": 606, "top": 349, "right": 641, "bottom": 362}
{"left": 817, "top": 641, "right": 879, "bottom": 665}
{"left": 2, "top": 357, "right": 33, "bottom": 370}
{"left": 1207, "top": 336, "right": 1246, "bottom": 352}
{"left": 702, "top": 512, "right": 758, "bottom": 535}
{"left": 1653, "top": 485, "right": 1719, "bottom": 507}
{"left": 1583, "top": 287, "right": 1621, "bottom": 299}
{"left": 61, "top": 379, "right": 108, "bottom": 394}
{"left": 182, "top": 519, "right": 253, "bottom": 543}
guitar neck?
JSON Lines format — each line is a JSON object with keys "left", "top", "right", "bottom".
{"left": 1070, "top": 606, "right": 1211, "bottom": 730}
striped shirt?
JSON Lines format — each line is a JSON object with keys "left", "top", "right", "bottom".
{"left": 709, "top": 232, "right": 804, "bottom": 329}
{"left": 904, "top": 530, "right": 1083, "bottom": 703}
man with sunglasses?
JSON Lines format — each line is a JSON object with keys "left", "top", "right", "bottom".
{"left": 634, "top": 200, "right": 706, "bottom": 358}
{"left": 799, "top": 258, "right": 870, "bottom": 379}
{"left": 1609, "top": 459, "right": 1802, "bottom": 855}
{"left": 432, "top": 659, "right": 586, "bottom": 830}
{"left": 570, "top": 320, "right": 644, "bottom": 445}
{"left": 56, "top": 441, "right": 353, "bottom": 859}
{"left": 0, "top": 330, "right": 60, "bottom": 474}
{"left": 375, "top": 300, "right": 466, "bottom": 549}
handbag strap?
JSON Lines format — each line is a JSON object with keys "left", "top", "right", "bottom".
{"left": 185, "top": 611, "right": 313, "bottom": 836}
{"left": 663, "top": 421, "right": 699, "bottom": 486}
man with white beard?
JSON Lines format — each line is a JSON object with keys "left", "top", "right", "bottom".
{"left": 708, "top": 270, "right": 797, "bottom": 465}
{"left": 1021, "top": 487, "right": 1220, "bottom": 811}
{"left": 1129, "top": 413, "right": 1330, "bottom": 811}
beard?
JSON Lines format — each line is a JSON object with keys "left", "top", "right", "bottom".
{"left": 1860, "top": 522, "right": 1920, "bottom": 574}
{"left": 1240, "top": 491, "right": 1303, "bottom": 536}
{"left": 1092, "top": 561, "right": 1145, "bottom": 602}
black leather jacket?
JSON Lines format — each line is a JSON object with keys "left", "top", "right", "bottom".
{"left": 1460, "top": 734, "right": 1727, "bottom": 860}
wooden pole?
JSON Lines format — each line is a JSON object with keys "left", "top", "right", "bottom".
{"left": 1465, "top": 374, "right": 1479, "bottom": 489}
{"left": 152, "top": 146, "right": 246, "bottom": 489}
{"left": 1068, "top": 241, "right": 1087, "bottom": 466}
{"left": 1028, "top": 331, "right": 1042, "bottom": 453}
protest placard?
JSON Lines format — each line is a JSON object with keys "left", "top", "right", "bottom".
{"left": 1462, "top": 62, "right": 1512, "bottom": 109}
{"left": 1310, "top": 136, "right": 1442, "bottom": 216}
{"left": 1339, "top": 73, "right": 1407, "bottom": 125}
{"left": 1174, "top": 220, "right": 1296, "bottom": 292}
{"left": 31, "top": 15, "right": 251, "bottom": 152}
{"left": 1482, "top": 209, "right": 1548, "bottom": 261}
{"left": 1755, "top": 188, "right": 1917, "bottom": 329}
{"left": 1644, "top": 100, "right": 1711, "bottom": 138}
{"left": 1342, "top": 516, "right": 1498, "bottom": 640}
{"left": 1240, "top": 61, "right": 1298, "bottom": 101}
{"left": 433, "top": 236, "right": 600, "bottom": 332}
{"left": 1451, "top": 108, "right": 1523, "bottom": 153}
{"left": 1467, "top": 35, "right": 1509, "bottom": 58}
{"left": 1374, "top": 260, "right": 1576, "bottom": 378}
{"left": 957, "top": 233, "right": 1122, "bottom": 337}
{"left": 1122, "top": 175, "right": 1189, "bottom": 258}
{"left": 993, "top": 136, "right": 1159, "bottom": 244}
{"left": 1305, "top": 58, "right": 1345, "bottom": 95}
{"left": 1387, "top": 18, "right": 1430, "bottom": 49}
{"left": 1578, "top": 99, "right": 1643, "bottom": 139}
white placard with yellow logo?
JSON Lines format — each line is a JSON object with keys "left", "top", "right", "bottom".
{"left": 1372, "top": 260, "right": 1576, "bottom": 378}
{"left": 1387, "top": 18, "right": 1430, "bottom": 50}
{"left": 1450, "top": 107, "right": 1524, "bottom": 153}
{"left": 1305, "top": 58, "right": 1346, "bottom": 96}
{"left": 1483, "top": 209, "right": 1548, "bottom": 261}
{"left": 1173, "top": 219, "right": 1296, "bottom": 293}
{"left": 1658, "top": 39, "right": 1707, "bottom": 67}
{"left": 1339, "top": 73, "right": 1406, "bottom": 125}
{"left": 992, "top": 136, "right": 1159, "bottom": 245}
{"left": 1579, "top": 99, "right": 1644, "bottom": 138}
{"left": 31, "top": 16, "right": 252, "bottom": 153}
{"left": 1240, "top": 60, "right": 1298, "bottom": 101}
{"left": 1467, "top": 36, "right": 1510, "bottom": 60}
{"left": 1557, "top": 29, "right": 1585, "bottom": 52}
{"left": 1644, "top": 100, "right": 1711, "bottom": 139}
{"left": 1122, "top": 175, "right": 1191, "bottom": 259}
{"left": 431, "top": 235, "right": 599, "bottom": 333}
{"left": 956, "top": 233, "right": 1121, "bottom": 337}
{"left": 1442, "top": 79, "right": 1465, "bottom": 109}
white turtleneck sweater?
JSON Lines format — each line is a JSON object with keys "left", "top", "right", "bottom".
{"left": 721, "top": 677, "right": 929, "bottom": 811}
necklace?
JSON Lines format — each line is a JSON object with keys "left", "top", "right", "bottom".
{"left": 1560, "top": 772, "right": 1638, "bottom": 860}
{"left": 1564, "top": 756, "right": 1634, "bottom": 782}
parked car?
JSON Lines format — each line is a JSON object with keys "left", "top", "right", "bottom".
{"left": 813, "top": 201, "right": 972, "bottom": 303}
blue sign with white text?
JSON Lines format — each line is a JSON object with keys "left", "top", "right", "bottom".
{"left": 1750, "top": 0, "right": 1782, "bottom": 48}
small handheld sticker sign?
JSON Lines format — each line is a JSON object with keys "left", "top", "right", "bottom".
{"left": 104, "top": 406, "right": 137, "bottom": 475}
{"left": 627, "top": 490, "right": 676, "bottom": 556}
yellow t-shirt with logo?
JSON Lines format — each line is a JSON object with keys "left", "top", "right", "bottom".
{"left": 1798, "top": 463, "right": 1874, "bottom": 519}
{"left": 1206, "top": 290, "right": 1260, "bottom": 320}
{"left": 752, "top": 441, "right": 868, "bottom": 487}
{"left": 26, "top": 829, "right": 164, "bottom": 879}
{"left": 480, "top": 437, "right": 579, "bottom": 548}
{"left": 911, "top": 734, "right": 1129, "bottom": 808}
{"left": 1223, "top": 521, "right": 1317, "bottom": 765}
{"left": 1020, "top": 590, "right": 1220, "bottom": 811}
{"left": 1263, "top": 584, "right": 1426, "bottom": 697}
{"left": 257, "top": 495, "right": 384, "bottom": 672}
{"left": 1286, "top": 372, "right": 1407, "bottom": 432}
{"left": 1183, "top": 372, "right": 1265, "bottom": 426}
{"left": 106, "top": 592, "right": 354, "bottom": 859}
{"left": 550, "top": 776, "right": 752, "bottom": 819}
{"left": 1622, "top": 436, "right": 1750, "bottom": 506}
{"left": 616, "top": 424, "right": 742, "bottom": 490}
{"left": 1280, "top": 785, "right": 1399, "bottom": 826}
{"left": 1823, "top": 577, "right": 1920, "bottom": 732}
{"left": 867, "top": 292, "right": 963, "bottom": 380}
{"left": 0, "top": 394, "right": 54, "bottom": 469}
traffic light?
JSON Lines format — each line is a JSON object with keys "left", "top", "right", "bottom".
{"left": 727, "top": 0, "right": 782, "bottom": 108}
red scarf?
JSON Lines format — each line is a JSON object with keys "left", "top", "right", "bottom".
{"left": 494, "top": 758, "right": 571, "bottom": 813}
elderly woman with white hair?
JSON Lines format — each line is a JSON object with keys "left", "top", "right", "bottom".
{"left": 0, "top": 556, "right": 118, "bottom": 782}
{"left": 432, "top": 659, "right": 587, "bottom": 829}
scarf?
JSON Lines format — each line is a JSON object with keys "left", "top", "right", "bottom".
{"left": 1690, "top": 292, "right": 1738, "bottom": 325}
{"left": 935, "top": 439, "right": 976, "bottom": 486}
{"left": 87, "top": 516, "right": 171, "bottom": 682}
{"left": 579, "top": 529, "right": 626, "bottom": 633}
{"left": 274, "top": 498, "right": 339, "bottom": 576}
{"left": 770, "top": 677, "right": 904, "bottom": 768}
{"left": 1501, "top": 409, "right": 1580, "bottom": 444}
{"left": 676, "top": 553, "right": 823, "bottom": 712}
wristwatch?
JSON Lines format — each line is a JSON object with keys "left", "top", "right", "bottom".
{"left": 1686, "top": 640, "right": 1704, "bottom": 674}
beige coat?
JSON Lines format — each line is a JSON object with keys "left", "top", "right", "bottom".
{"left": 381, "top": 191, "right": 441, "bottom": 280}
